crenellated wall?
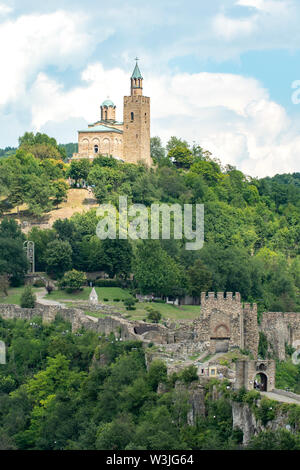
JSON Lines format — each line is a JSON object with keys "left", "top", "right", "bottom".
{"left": 196, "top": 292, "right": 259, "bottom": 357}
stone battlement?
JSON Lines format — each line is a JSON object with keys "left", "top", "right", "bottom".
{"left": 201, "top": 292, "right": 241, "bottom": 303}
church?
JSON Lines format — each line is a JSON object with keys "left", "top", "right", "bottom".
{"left": 72, "top": 61, "right": 152, "bottom": 166}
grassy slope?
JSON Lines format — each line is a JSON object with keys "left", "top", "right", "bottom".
{"left": 0, "top": 286, "right": 200, "bottom": 321}
{"left": 0, "top": 287, "right": 40, "bottom": 306}
{"left": 2, "top": 188, "right": 98, "bottom": 232}
{"left": 48, "top": 287, "right": 200, "bottom": 321}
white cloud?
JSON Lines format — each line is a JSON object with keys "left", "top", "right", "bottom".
{"left": 24, "top": 63, "right": 300, "bottom": 177}
{"left": 212, "top": 13, "right": 257, "bottom": 41}
{"left": 0, "top": 10, "right": 111, "bottom": 107}
{"left": 0, "top": 3, "right": 12, "bottom": 17}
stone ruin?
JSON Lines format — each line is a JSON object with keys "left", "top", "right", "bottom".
{"left": 0, "top": 290, "right": 299, "bottom": 389}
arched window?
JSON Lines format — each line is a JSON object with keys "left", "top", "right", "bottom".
{"left": 105, "top": 110, "right": 108, "bottom": 120}
{"left": 131, "top": 112, "right": 134, "bottom": 121}
{"left": 94, "top": 145, "right": 99, "bottom": 154}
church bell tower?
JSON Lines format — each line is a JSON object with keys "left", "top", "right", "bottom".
{"left": 123, "top": 60, "right": 151, "bottom": 166}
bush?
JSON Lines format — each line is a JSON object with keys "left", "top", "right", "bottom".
{"left": 124, "top": 297, "right": 136, "bottom": 310}
{"left": 33, "top": 280, "right": 45, "bottom": 288}
{"left": 178, "top": 365, "right": 198, "bottom": 384}
{"left": 146, "top": 307, "right": 162, "bottom": 323}
{"left": 20, "top": 286, "right": 36, "bottom": 308}
{"left": 103, "top": 298, "right": 109, "bottom": 302}
{"left": 59, "top": 270, "right": 87, "bottom": 293}
{"left": 113, "top": 298, "right": 121, "bottom": 302}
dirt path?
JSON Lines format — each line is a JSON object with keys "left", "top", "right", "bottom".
{"left": 35, "top": 288, "right": 65, "bottom": 308}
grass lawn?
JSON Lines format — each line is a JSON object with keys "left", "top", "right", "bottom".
{"left": 0, "top": 287, "right": 40, "bottom": 306}
{"left": 47, "top": 287, "right": 132, "bottom": 302}
{"left": 84, "top": 311, "right": 108, "bottom": 319}
{"left": 47, "top": 287, "right": 200, "bottom": 321}
{"left": 123, "top": 302, "right": 200, "bottom": 322}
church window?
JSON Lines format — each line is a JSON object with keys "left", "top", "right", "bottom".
{"left": 94, "top": 145, "right": 99, "bottom": 154}
{"left": 105, "top": 110, "right": 108, "bottom": 120}
{"left": 131, "top": 112, "right": 134, "bottom": 121}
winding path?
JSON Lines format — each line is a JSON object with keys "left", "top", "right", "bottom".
{"left": 35, "top": 288, "right": 65, "bottom": 308}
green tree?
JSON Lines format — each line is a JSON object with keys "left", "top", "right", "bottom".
{"left": 59, "top": 270, "right": 87, "bottom": 292}
{"left": 44, "top": 240, "right": 72, "bottom": 278}
{"left": 146, "top": 307, "right": 162, "bottom": 324}
{"left": 147, "top": 360, "right": 167, "bottom": 391}
{"left": 150, "top": 137, "right": 166, "bottom": 164}
{"left": 134, "top": 240, "right": 182, "bottom": 297}
{"left": 187, "top": 259, "right": 212, "bottom": 298}
{"left": 20, "top": 286, "right": 36, "bottom": 308}
{"left": 68, "top": 159, "right": 91, "bottom": 184}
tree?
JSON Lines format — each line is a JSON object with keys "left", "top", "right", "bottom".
{"left": 20, "top": 286, "right": 36, "bottom": 308}
{"left": 51, "top": 179, "right": 69, "bottom": 208}
{"left": 101, "top": 239, "right": 133, "bottom": 279}
{"left": 44, "top": 240, "right": 73, "bottom": 278}
{"left": 179, "top": 365, "right": 198, "bottom": 384}
{"left": 124, "top": 297, "right": 136, "bottom": 310}
{"left": 27, "top": 227, "right": 56, "bottom": 272}
{"left": 0, "top": 274, "right": 10, "bottom": 296}
{"left": 133, "top": 240, "right": 182, "bottom": 297}
{"left": 150, "top": 137, "right": 166, "bottom": 164}
{"left": 68, "top": 159, "right": 91, "bottom": 184}
{"left": 19, "top": 132, "right": 65, "bottom": 160}
{"left": 168, "top": 145, "right": 194, "bottom": 169}
{"left": 146, "top": 307, "right": 162, "bottom": 323}
{"left": 0, "top": 219, "right": 28, "bottom": 286}
{"left": 187, "top": 259, "right": 212, "bottom": 298}
{"left": 24, "top": 175, "right": 53, "bottom": 216}
{"left": 147, "top": 360, "right": 167, "bottom": 390}
{"left": 59, "top": 270, "right": 87, "bottom": 293}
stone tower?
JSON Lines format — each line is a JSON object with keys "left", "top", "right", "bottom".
{"left": 123, "top": 60, "right": 151, "bottom": 166}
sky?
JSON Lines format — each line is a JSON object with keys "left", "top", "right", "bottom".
{"left": 1, "top": 0, "right": 300, "bottom": 177}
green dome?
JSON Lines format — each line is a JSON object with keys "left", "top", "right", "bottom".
{"left": 101, "top": 99, "right": 115, "bottom": 107}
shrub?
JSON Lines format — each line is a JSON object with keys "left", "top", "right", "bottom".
{"left": 33, "top": 280, "right": 45, "bottom": 288}
{"left": 59, "top": 270, "right": 87, "bottom": 293}
{"left": 20, "top": 286, "right": 36, "bottom": 309}
{"left": 124, "top": 297, "right": 136, "bottom": 310}
{"left": 179, "top": 365, "right": 198, "bottom": 384}
{"left": 113, "top": 298, "right": 121, "bottom": 302}
{"left": 146, "top": 307, "right": 162, "bottom": 323}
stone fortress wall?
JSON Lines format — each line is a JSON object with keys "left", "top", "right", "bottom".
{"left": 198, "top": 292, "right": 259, "bottom": 357}
{"left": 0, "top": 292, "right": 299, "bottom": 367}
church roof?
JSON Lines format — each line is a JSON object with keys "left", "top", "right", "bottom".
{"left": 101, "top": 99, "right": 115, "bottom": 108}
{"left": 131, "top": 61, "right": 143, "bottom": 79}
{"left": 78, "top": 124, "right": 123, "bottom": 134}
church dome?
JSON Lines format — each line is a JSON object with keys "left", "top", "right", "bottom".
{"left": 101, "top": 99, "right": 115, "bottom": 108}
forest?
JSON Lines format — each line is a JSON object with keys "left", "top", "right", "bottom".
{"left": 0, "top": 133, "right": 299, "bottom": 313}
{"left": 0, "top": 132, "right": 300, "bottom": 450}
{"left": 0, "top": 315, "right": 299, "bottom": 450}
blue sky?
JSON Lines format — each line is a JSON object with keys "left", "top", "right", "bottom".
{"left": 1, "top": 0, "right": 300, "bottom": 176}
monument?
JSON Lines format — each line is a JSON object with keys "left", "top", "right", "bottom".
{"left": 89, "top": 287, "right": 98, "bottom": 306}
